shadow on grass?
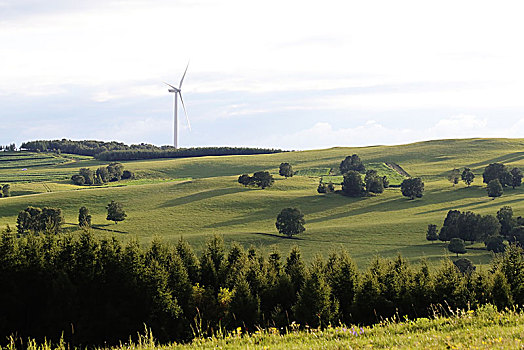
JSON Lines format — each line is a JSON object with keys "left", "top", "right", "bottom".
{"left": 64, "top": 222, "right": 128, "bottom": 234}
{"left": 467, "top": 152, "right": 524, "bottom": 169}
{"left": 250, "top": 231, "right": 303, "bottom": 240}
{"left": 159, "top": 187, "right": 244, "bottom": 208}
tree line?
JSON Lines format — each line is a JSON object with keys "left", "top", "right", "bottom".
{"left": 0, "top": 231, "right": 523, "bottom": 347}
{"left": 71, "top": 162, "right": 134, "bottom": 186}
{"left": 0, "top": 144, "right": 16, "bottom": 152}
{"left": 21, "top": 139, "right": 284, "bottom": 160}
{"left": 427, "top": 205, "right": 524, "bottom": 255}
{"left": 448, "top": 163, "right": 522, "bottom": 199}
{"left": 15, "top": 202, "right": 127, "bottom": 236}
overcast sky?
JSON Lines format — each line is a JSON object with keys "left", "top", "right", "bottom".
{"left": 1, "top": 0, "right": 524, "bottom": 149}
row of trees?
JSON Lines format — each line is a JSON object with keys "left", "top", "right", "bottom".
{"left": 448, "top": 163, "right": 522, "bottom": 199}
{"left": 0, "top": 184, "right": 11, "bottom": 198}
{"left": 16, "top": 206, "right": 64, "bottom": 235}
{"left": 71, "top": 163, "right": 134, "bottom": 186}
{"left": 21, "top": 140, "right": 284, "bottom": 160}
{"left": 15, "top": 202, "right": 127, "bottom": 236}
{"left": 448, "top": 168, "right": 475, "bottom": 187}
{"left": 238, "top": 171, "right": 275, "bottom": 189}
{"left": 341, "top": 170, "right": 388, "bottom": 197}
{"left": 1, "top": 231, "right": 523, "bottom": 346}
{"left": 0, "top": 144, "right": 16, "bottom": 151}
{"left": 427, "top": 206, "right": 524, "bottom": 253}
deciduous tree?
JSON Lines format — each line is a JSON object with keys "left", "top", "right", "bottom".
{"left": 279, "top": 163, "right": 294, "bottom": 178}
{"left": 106, "top": 201, "right": 127, "bottom": 224}
{"left": 276, "top": 208, "right": 305, "bottom": 237}
{"left": 448, "top": 238, "right": 466, "bottom": 257}
{"left": 461, "top": 168, "right": 475, "bottom": 187}
{"left": 79, "top": 206, "right": 92, "bottom": 228}
{"left": 339, "top": 154, "right": 365, "bottom": 174}
{"left": 487, "top": 179, "right": 503, "bottom": 199}
{"left": 401, "top": 178, "right": 424, "bottom": 199}
{"left": 342, "top": 170, "right": 365, "bottom": 197}
{"left": 448, "top": 168, "right": 460, "bottom": 186}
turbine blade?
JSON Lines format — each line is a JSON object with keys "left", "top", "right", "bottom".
{"left": 163, "top": 81, "right": 178, "bottom": 90}
{"left": 179, "top": 92, "right": 191, "bottom": 131}
{"left": 179, "top": 61, "right": 189, "bottom": 89}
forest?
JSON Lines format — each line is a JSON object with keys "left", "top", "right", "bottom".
{"left": 20, "top": 140, "right": 284, "bottom": 161}
{"left": 0, "top": 228, "right": 521, "bottom": 347}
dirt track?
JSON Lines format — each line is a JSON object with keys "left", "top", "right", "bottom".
{"left": 385, "top": 162, "right": 411, "bottom": 177}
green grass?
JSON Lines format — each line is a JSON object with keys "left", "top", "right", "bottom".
{"left": 13, "top": 304, "right": 518, "bottom": 349}
{"left": 1, "top": 138, "right": 524, "bottom": 267}
{"left": 162, "top": 305, "right": 523, "bottom": 349}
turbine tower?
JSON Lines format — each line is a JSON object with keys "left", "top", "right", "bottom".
{"left": 164, "top": 63, "right": 191, "bottom": 149}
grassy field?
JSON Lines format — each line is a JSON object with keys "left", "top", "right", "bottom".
{"left": 1, "top": 138, "right": 524, "bottom": 267}
{"left": 11, "top": 304, "right": 520, "bottom": 349}
{"left": 166, "top": 304, "right": 524, "bottom": 349}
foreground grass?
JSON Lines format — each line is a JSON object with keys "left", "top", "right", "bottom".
{"left": 5, "top": 305, "right": 521, "bottom": 349}
{"left": 133, "top": 305, "right": 524, "bottom": 349}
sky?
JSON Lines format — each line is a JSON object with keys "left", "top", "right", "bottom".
{"left": 1, "top": 0, "right": 524, "bottom": 150}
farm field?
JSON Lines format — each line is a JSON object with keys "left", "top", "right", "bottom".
{"left": 1, "top": 138, "right": 524, "bottom": 267}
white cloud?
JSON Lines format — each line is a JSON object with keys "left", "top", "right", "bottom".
{"left": 266, "top": 115, "right": 523, "bottom": 150}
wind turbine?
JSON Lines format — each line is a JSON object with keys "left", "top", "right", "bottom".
{"left": 164, "top": 62, "right": 191, "bottom": 149}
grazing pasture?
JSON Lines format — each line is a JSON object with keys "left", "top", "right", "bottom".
{"left": 1, "top": 138, "right": 524, "bottom": 267}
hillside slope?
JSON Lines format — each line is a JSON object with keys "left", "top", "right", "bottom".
{"left": 1, "top": 138, "right": 524, "bottom": 265}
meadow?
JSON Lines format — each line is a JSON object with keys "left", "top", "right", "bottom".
{"left": 4, "top": 305, "right": 522, "bottom": 349}
{"left": 2, "top": 138, "right": 524, "bottom": 267}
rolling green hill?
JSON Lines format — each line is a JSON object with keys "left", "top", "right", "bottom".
{"left": 1, "top": 138, "right": 524, "bottom": 267}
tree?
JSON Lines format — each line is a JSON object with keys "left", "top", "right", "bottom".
{"left": 365, "top": 170, "right": 384, "bottom": 194}
{"left": 96, "top": 167, "right": 110, "bottom": 183}
{"left": 401, "top": 178, "right": 424, "bottom": 199}
{"left": 487, "top": 179, "right": 503, "bottom": 199}
{"left": 382, "top": 176, "right": 390, "bottom": 188}
{"left": 448, "top": 238, "right": 466, "bottom": 257}
{"left": 339, "top": 154, "right": 365, "bottom": 174}
{"left": 510, "top": 167, "right": 523, "bottom": 189}
{"left": 279, "top": 163, "right": 294, "bottom": 178}
{"left": 448, "top": 168, "right": 460, "bottom": 186}
{"left": 79, "top": 206, "right": 92, "bottom": 228}
{"left": 485, "top": 236, "right": 506, "bottom": 253}
{"left": 252, "top": 171, "right": 274, "bottom": 189}
{"left": 483, "top": 163, "right": 511, "bottom": 187}
{"left": 477, "top": 215, "right": 501, "bottom": 242}
{"left": 453, "top": 258, "right": 475, "bottom": 274}
{"left": 106, "top": 201, "right": 127, "bottom": 224}
{"left": 107, "top": 162, "right": 124, "bottom": 181}
{"left": 1, "top": 184, "right": 10, "bottom": 197}
{"left": 317, "top": 182, "right": 327, "bottom": 194}
{"left": 509, "top": 226, "right": 524, "bottom": 246}
{"left": 497, "top": 206, "right": 515, "bottom": 237}
{"left": 122, "top": 170, "right": 135, "bottom": 180}
{"left": 238, "top": 174, "right": 252, "bottom": 186}
{"left": 461, "top": 168, "right": 475, "bottom": 187}
{"left": 71, "top": 174, "right": 85, "bottom": 186}
{"left": 78, "top": 168, "right": 94, "bottom": 185}
{"left": 294, "top": 258, "right": 334, "bottom": 327}
{"left": 341, "top": 170, "right": 365, "bottom": 197}
{"left": 41, "top": 207, "right": 64, "bottom": 234}
{"left": 275, "top": 208, "right": 305, "bottom": 237}
{"left": 426, "top": 224, "right": 438, "bottom": 242}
